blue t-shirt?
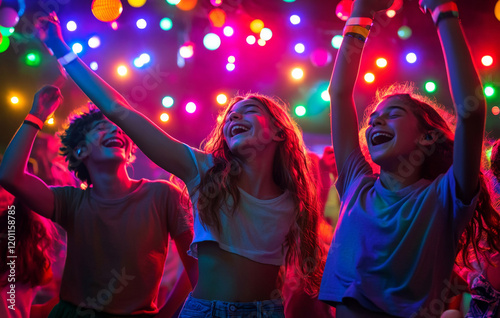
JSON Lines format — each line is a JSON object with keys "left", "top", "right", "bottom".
{"left": 319, "top": 149, "right": 477, "bottom": 317}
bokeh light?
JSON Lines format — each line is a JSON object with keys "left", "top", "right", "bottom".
{"left": 290, "top": 15, "right": 300, "bottom": 25}
{"left": 160, "top": 113, "right": 170, "bottom": 122}
{"left": 216, "top": 93, "right": 227, "bottom": 105}
{"left": 398, "top": 26, "right": 412, "bottom": 40}
{"left": 223, "top": 26, "right": 234, "bottom": 36}
{"left": 425, "top": 81, "right": 437, "bottom": 93}
{"left": 88, "top": 36, "right": 101, "bottom": 48}
{"left": 406, "top": 52, "right": 417, "bottom": 64}
{"left": 117, "top": 65, "right": 128, "bottom": 76}
{"left": 376, "top": 58, "right": 387, "bottom": 68}
{"left": 128, "top": 0, "right": 147, "bottom": 7}
{"left": 179, "top": 42, "right": 194, "bottom": 58}
{"left": 260, "top": 28, "right": 273, "bottom": 41}
{"left": 492, "top": 106, "right": 500, "bottom": 116}
{"left": 203, "top": 33, "right": 221, "bottom": 50}
{"left": 211, "top": 0, "right": 222, "bottom": 6}
{"left": 482, "top": 55, "right": 493, "bottom": 67}
{"left": 166, "top": 0, "right": 181, "bottom": 4}
{"left": 66, "top": 21, "right": 77, "bottom": 31}
{"left": 10, "top": 96, "right": 19, "bottom": 104}
{"left": 321, "top": 90, "right": 330, "bottom": 102}
{"left": 250, "top": 19, "right": 264, "bottom": 33}
{"left": 295, "top": 43, "right": 305, "bottom": 54}
{"left": 485, "top": 86, "right": 495, "bottom": 97}
{"left": 291, "top": 68, "right": 304, "bottom": 80}
{"left": 162, "top": 96, "right": 174, "bottom": 108}
{"left": 257, "top": 39, "right": 266, "bottom": 46}
{"left": 310, "top": 48, "right": 332, "bottom": 67}
{"left": 208, "top": 8, "right": 226, "bottom": 27}
{"left": 246, "top": 35, "right": 256, "bottom": 45}
{"left": 294, "top": 105, "right": 306, "bottom": 116}
{"left": 364, "top": 72, "right": 375, "bottom": 83}
{"left": 331, "top": 35, "right": 343, "bottom": 49}
{"left": 72, "top": 43, "right": 83, "bottom": 54}
{"left": 25, "top": 51, "right": 41, "bottom": 67}
{"left": 386, "top": 10, "right": 396, "bottom": 18}
{"left": 226, "top": 63, "right": 235, "bottom": 71}
{"left": 176, "top": 0, "right": 198, "bottom": 11}
{"left": 186, "top": 102, "right": 197, "bottom": 113}
{"left": 136, "top": 18, "right": 147, "bottom": 29}
{"left": 47, "top": 118, "right": 55, "bottom": 125}
{"left": 228, "top": 56, "right": 235, "bottom": 63}
{"left": 160, "top": 18, "right": 173, "bottom": 31}
{"left": 90, "top": 61, "right": 99, "bottom": 70}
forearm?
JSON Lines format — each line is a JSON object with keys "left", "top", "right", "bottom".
{"left": 437, "top": 18, "right": 485, "bottom": 120}
{"left": 51, "top": 42, "right": 130, "bottom": 121}
{"left": 329, "top": 5, "right": 372, "bottom": 98}
{"left": 0, "top": 123, "right": 38, "bottom": 187}
{"left": 157, "top": 270, "right": 191, "bottom": 318}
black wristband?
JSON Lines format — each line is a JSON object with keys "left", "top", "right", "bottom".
{"left": 23, "top": 120, "right": 42, "bottom": 130}
{"left": 435, "top": 11, "right": 459, "bottom": 27}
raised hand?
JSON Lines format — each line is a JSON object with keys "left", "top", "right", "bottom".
{"left": 35, "top": 12, "right": 67, "bottom": 55}
{"left": 30, "top": 85, "right": 63, "bottom": 121}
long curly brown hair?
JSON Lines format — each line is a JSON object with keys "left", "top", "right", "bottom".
{"left": 359, "top": 83, "right": 500, "bottom": 269}
{"left": 0, "top": 198, "right": 61, "bottom": 287}
{"left": 194, "top": 93, "right": 325, "bottom": 295}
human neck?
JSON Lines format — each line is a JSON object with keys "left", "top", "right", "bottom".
{"left": 87, "top": 163, "right": 138, "bottom": 199}
{"left": 378, "top": 169, "right": 422, "bottom": 192}
{"left": 237, "top": 147, "right": 282, "bottom": 199}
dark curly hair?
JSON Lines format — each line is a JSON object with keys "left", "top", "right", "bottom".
{"left": 58, "top": 105, "right": 136, "bottom": 186}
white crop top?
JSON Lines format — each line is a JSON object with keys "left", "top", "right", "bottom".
{"left": 184, "top": 145, "right": 296, "bottom": 266}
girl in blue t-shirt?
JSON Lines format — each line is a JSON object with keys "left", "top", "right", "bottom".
{"left": 320, "top": 0, "right": 500, "bottom": 317}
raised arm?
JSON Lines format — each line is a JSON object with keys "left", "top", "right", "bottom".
{"left": 329, "top": 0, "right": 393, "bottom": 173}
{"left": 421, "top": 0, "right": 485, "bottom": 202}
{"left": 0, "top": 86, "right": 62, "bottom": 219}
{"left": 36, "top": 14, "right": 198, "bottom": 183}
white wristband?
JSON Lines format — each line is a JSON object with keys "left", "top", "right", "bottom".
{"left": 57, "top": 51, "right": 78, "bottom": 66}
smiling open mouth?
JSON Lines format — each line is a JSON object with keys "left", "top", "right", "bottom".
{"left": 231, "top": 125, "right": 250, "bottom": 137}
{"left": 103, "top": 138, "right": 125, "bottom": 148}
{"left": 371, "top": 132, "right": 394, "bottom": 146}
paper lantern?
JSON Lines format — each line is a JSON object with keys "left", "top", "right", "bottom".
{"left": 128, "top": 0, "right": 146, "bottom": 7}
{"left": 0, "top": 7, "right": 19, "bottom": 28}
{"left": 495, "top": 0, "right": 500, "bottom": 22}
{"left": 92, "top": 0, "right": 123, "bottom": 22}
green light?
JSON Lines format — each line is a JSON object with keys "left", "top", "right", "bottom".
{"left": 0, "top": 36, "right": 10, "bottom": 53}
{"left": 160, "top": 18, "right": 173, "bottom": 31}
{"left": 294, "top": 105, "right": 306, "bottom": 117}
{"left": 485, "top": 86, "right": 495, "bottom": 97}
{"left": 283, "top": 0, "right": 296, "bottom": 2}
{"left": 25, "top": 51, "right": 41, "bottom": 66}
{"left": 424, "top": 81, "right": 436, "bottom": 93}
{"left": 166, "top": 0, "right": 180, "bottom": 5}
{"left": 397, "top": 26, "right": 412, "bottom": 40}
{"left": 321, "top": 90, "right": 330, "bottom": 102}
{"left": 331, "top": 35, "right": 343, "bottom": 49}
{"left": 486, "top": 146, "right": 493, "bottom": 162}
{"left": 0, "top": 26, "right": 14, "bottom": 37}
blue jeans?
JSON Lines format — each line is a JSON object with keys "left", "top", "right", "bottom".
{"left": 178, "top": 293, "right": 285, "bottom": 318}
